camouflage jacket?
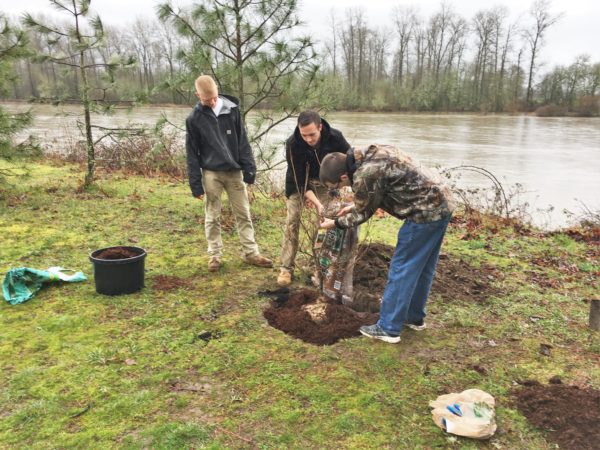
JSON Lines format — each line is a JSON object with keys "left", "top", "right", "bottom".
{"left": 336, "top": 144, "right": 456, "bottom": 228}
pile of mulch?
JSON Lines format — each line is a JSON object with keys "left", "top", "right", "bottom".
{"left": 95, "top": 247, "right": 141, "bottom": 260}
{"left": 152, "top": 275, "right": 194, "bottom": 292}
{"left": 512, "top": 379, "right": 600, "bottom": 450}
{"left": 262, "top": 289, "right": 377, "bottom": 345}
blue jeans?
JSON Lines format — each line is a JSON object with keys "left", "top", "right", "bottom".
{"left": 377, "top": 216, "right": 451, "bottom": 335}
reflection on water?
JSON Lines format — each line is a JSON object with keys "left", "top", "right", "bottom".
{"left": 4, "top": 102, "right": 599, "bottom": 229}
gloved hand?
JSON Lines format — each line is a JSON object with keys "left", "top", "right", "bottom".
{"left": 243, "top": 170, "right": 256, "bottom": 184}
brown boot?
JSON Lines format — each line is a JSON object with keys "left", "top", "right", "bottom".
{"left": 243, "top": 253, "right": 273, "bottom": 268}
{"left": 277, "top": 268, "right": 292, "bottom": 287}
{"left": 208, "top": 256, "right": 222, "bottom": 272}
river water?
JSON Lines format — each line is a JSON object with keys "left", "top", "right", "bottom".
{"left": 4, "top": 102, "right": 599, "bottom": 229}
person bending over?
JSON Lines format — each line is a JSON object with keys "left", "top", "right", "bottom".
{"left": 277, "top": 110, "right": 351, "bottom": 286}
{"left": 319, "top": 145, "right": 455, "bottom": 343}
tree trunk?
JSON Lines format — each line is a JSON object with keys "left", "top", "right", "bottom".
{"left": 590, "top": 299, "right": 600, "bottom": 331}
{"left": 526, "top": 35, "right": 538, "bottom": 106}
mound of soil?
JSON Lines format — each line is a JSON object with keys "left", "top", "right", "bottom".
{"left": 263, "top": 243, "right": 503, "bottom": 345}
{"left": 263, "top": 289, "right": 378, "bottom": 345}
{"left": 350, "top": 244, "right": 392, "bottom": 312}
{"left": 95, "top": 247, "right": 140, "bottom": 260}
{"left": 152, "top": 275, "right": 193, "bottom": 292}
{"left": 351, "top": 243, "right": 503, "bottom": 312}
{"left": 513, "top": 379, "right": 600, "bottom": 450}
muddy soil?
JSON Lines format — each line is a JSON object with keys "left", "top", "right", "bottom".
{"left": 264, "top": 243, "right": 503, "bottom": 345}
{"left": 351, "top": 243, "right": 503, "bottom": 312}
{"left": 513, "top": 379, "right": 600, "bottom": 450}
{"left": 263, "top": 289, "right": 378, "bottom": 345}
{"left": 95, "top": 247, "right": 141, "bottom": 260}
{"left": 152, "top": 275, "right": 193, "bottom": 292}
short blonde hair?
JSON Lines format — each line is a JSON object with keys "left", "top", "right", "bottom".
{"left": 195, "top": 75, "right": 218, "bottom": 96}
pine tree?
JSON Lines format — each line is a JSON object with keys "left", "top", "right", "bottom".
{"left": 23, "top": 0, "right": 134, "bottom": 187}
{"left": 158, "top": 0, "right": 324, "bottom": 169}
{"left": 0, "top": 13, "right": 34, "bottom": 163}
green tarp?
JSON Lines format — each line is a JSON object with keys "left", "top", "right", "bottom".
{"left": 2, "top": 267, "right": 87, "bottom": 305}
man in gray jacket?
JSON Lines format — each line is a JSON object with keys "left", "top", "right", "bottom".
{"left": 186, "top": 75, "right": 272, "bottom": 272}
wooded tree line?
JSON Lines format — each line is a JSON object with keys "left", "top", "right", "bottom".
{"left": 323, "top": 1, "right": 599, "bottom": 113}
{"left": 2, "top": 0, "right": 599, "bottom": 115}
{"left": 2, "top": 0, "right": 323, "bottom": 186}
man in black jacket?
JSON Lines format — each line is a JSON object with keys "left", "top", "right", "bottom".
{"left": 277, "top": 110, "right": 351, "bottom": 286}
{"left": 186, "top": 75, "right": 272, "bottom": 272}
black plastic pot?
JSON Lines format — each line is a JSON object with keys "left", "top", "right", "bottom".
{"left": 89, "top": 246, "right": 146, "bottom": 295}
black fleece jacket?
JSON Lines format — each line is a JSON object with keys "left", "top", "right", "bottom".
{"left": 284, "top": 118, "right": 351, "bottom": 198}
{"left": 186, "top": 94, "right": 256, "bottom": 197}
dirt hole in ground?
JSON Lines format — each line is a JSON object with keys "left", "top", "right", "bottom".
{"left": 152, "top": 275, "right": 193, "bottom": 292}
{"left": 512, "top": 379, "right": 600, "bottom": 450}
{"left": 263, "top": 243, "right": 504, "bottom": 345}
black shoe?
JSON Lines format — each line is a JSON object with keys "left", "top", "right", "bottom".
{"left": 406, "top": 320, "right": 426, "bottom": 331}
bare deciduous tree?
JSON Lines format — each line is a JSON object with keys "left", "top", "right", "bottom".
{"left": 392, "top": 6, "right": 416, "bottom": 85}
{"left": 524, "top": 0, "right": 562, "bottom": 106}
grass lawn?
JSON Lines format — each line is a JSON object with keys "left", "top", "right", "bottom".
{"left": 1, "top": 161, "right": 598, "bottom": 449}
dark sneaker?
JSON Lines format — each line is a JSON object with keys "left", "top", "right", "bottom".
{"left": 406, "top": 320, "right": 427, "bottom": 331}
{"left": 359, "top": 324, "right": 401, "bottom": 344}
{"left": 244, "top": 253, "right": 273, "bottom": 268}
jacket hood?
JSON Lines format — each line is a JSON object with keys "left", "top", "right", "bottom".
{"left": 194, "top": 94, "right": 239, "bottom": 116}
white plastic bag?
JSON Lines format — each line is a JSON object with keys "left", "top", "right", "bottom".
{"left": 429, "top": 389, "right": 497, "bottom": 439}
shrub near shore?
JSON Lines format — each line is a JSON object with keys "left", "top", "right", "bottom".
{"left": 0, "top": 161, "right": 598, "bottom": 449}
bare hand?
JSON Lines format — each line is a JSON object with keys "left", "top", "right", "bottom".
{"left": 306, "top": 199, "right": 324, "bottom": 216}
{"left": 320, "top": 218, "right": 336, "bottom": 229}
{"left": 336, "top": 204, "right": 355, "bottom": 216}
{"left": 196, "top": 195, "right": 204, "bottom": 200}
{"left": 317, "top": 204, "right": 325, "bottom": 217}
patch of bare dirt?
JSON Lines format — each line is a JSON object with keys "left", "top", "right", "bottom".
{"left": 351, "top": 243, "right": 504, "bottom": 311}
{"left": 431, "top": 254, "right": 503, "bottom": 302}
{"left": 513, "top": 379, "right": 600, "bottom": 450}
{"left": 152, "top": 275, "right": 193, "bottom": 292}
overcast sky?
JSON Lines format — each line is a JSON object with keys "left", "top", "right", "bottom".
{"left": 2, "top": 0, "right": 598, "bottom": 67}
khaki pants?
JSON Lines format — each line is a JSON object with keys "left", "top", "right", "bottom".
{"left": 202, "top": 169, "right": 259, "bottom": 258}
{"left": 280, "top": 185, "right": 330, "bottom": 271}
